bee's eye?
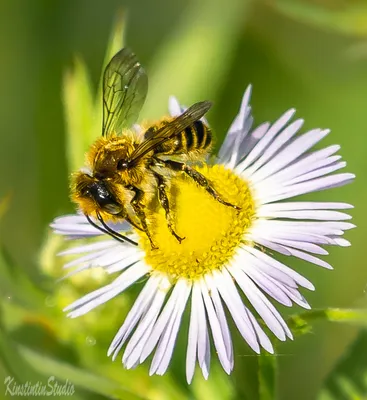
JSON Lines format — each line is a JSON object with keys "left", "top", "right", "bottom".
{"left": 117, "top": 159, "right": 129, "bottom": 170}
{"left": 80, "top": 187, "right": 91, "bottom": 197}
{"left": 83, "top": 182, "right": 121, "bottom": 215}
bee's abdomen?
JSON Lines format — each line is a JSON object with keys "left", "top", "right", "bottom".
{"left": 180, "top": 121, "right": 212, "bottom": 152}
{"left": 154, "top": 120, "right": 212, "bottom": 155}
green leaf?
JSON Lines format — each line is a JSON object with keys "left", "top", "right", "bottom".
{"left": 0, "top": 192, "right": 12, "bottom": 221}
{"left": 100, "top": 12, "right": 125, "bottom": 83}
{"left": 192, "top": 362, "right": 234, "bottom": 400}
{"left": 0, "top": 323, "right": 45, "bottom": 383}
{"left": 1, "top": 326, "right": 87, "bottom": 399}
{"left": 19, "top": 345, "right": 148, "bottom": 400}
{"left": 270, "top": 0, "right": 367, "bottom": 37}
{"left": 142, "top": 0, "right": 250, "bottom": 119}
{"left": 63, "top": 16, "right": 126, "bottom": 174}
{"left": 1, "top": 313, "right": 86, "bottom": 399}
{"left": 63, "top": 57, "right": 95, "bottom": 172}
{"left": 288, "top": 308, "right": 367, "bottom": 336}
{"left": 0, "top": 248, "right": 46, "bottom": 310}
{"left": 318, "top": 330, "right": 367, "bottom": 400}
{"left": 258, "top": 352, "right": 277, "bottom": 400}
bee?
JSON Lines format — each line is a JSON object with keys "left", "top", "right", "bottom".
{"left": 71, "top": 48, "right": 239, "bottom": 249}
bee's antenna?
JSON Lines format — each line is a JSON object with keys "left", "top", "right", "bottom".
{"left": 85, "top": 214, "right": 138, "bottom": 246}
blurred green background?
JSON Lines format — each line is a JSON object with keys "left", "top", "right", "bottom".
{"left": 0, "top": 0, "right": 367, "bottom": 399}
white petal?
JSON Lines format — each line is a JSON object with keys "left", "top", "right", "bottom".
{"left": 244, "top": 265, "right": 293, "bottom": 306}
{"left": 125, "top": 321, "right": 157, "bottom": 370}
{"left": 227, "top": 131, "right": 245, "bottom": 170}
{"left": 62, "top": 247, "right": 141, "bottom": 276}
{"left": 141, "top": 279, "right": 187, "bottom": 362}
{"left": 259, "top": 210, "right": 352, "bottom": 221}
{"left": 51, "top": 214, "right": 131, "bottom": 237}
{"left": 253, "top": 219, "right": 354, "bottom": 237}
{"left": 186, "top": 284, "right": 200, "bottom": 384}
{"left": 200, "top": 280, "right": 231, "bottom": 373}
{"left": 256, "top": 153, "right": 342, "bottom": 191}
{"left": 219, "top": 85, "right": 253, "bottom": 163}
{"left": 210, "top": 271, "right": 260, "bottom": 353}
{"left": 195, "top": 284, "right": 209, "bottom": 368}
{"left": 331, "top": 237, "right": 351, "bottom": 247}
{"left": 246, "top": 310, "right": 274, "bottom": 353}
{"left": 322, "top": 221, "right": 355, "bottom": 231}
{"left": 229, "top": 266, "right": 289, "bottom": 341}
{"left": 244, "top": 118, "right": 304, "bottom": 177}
{"left": 122, "top": 281, "right": 170, "bottom": 367}
{"left": 247, "top": 263, "right": 309, "bottom": 309}
{"left": 194, "top": 284, "right": 211, "bottom": 379}
{"left": 97, "top": 247, "right": 143, "bottom": 268}
{"left": 168, "top": 96, "right": 183, "bottom": 117}
{"left": 132, "top": 124, "right": 143, "bottom": 135}
{"left": 52, "top": 223, "right": 101, "bottom": 237}
{"left": 283, "top": 248, "right": 333, "bottom": 269}
{"left": 58, "top": 240, "right": 117, "bottom": 256}
{"left": 203, "top": 277, "right": 233, "bottom": 368}
{"left": 258, "top": 202, "right": 353, "bottom": 213}
{"left": 285, "top": 161, "right": 346, "bottom": 185}
{"left": 252, "top": 238, "right": 292, "bottom": 256}
{"left": 65, "top": 262, "right": 149, "bottom": 317}
{"left": 250, "top": 129, "right": 329, "bottom": 183}
{"left": 52, "top": 214, "right": 87, "bottom": 225}
{"left": 153, "top": 282, "right": 191, "bottom": 375}
{"left": 108, "top": 276, "right": 163, "bottom": 359}
{"left": 244, "top": 246, "right": 315, "bottom": 290}
{"left": 235, "top": 108, "right": 296, "bottom": 173}
{"left": 267, "top": 230, "right": 335, "bottom": 246}
{"left": 282, "top": 286, "right": 311, "bottom": 309}
{"left": 258, "top": 173, "right": 355, "bottom": 204}
{"left": 149, "top": 298, "right": 180, "bottom": 374}
{"left": 259, "top": 145, "right": 340, "bottom": 186}
{"left": 235, "top": 122, "right": 271, "bottom": 165}
{"left": 265, "top": 238, "right": 328, "bottom": 255}
{"left": 202, "top": 328, "right": 211, "bottom": 380}
{"left": 240, "top": 249, "right": 297, "bottom": 288}
{"left": 105, "top": 254, "right": 143, "bottom": 274}
{"left": 227, "top": 85, "right": 252, "bottom": 137}
{"left": 62, "top": 247, "right": 116, "bottom": 269}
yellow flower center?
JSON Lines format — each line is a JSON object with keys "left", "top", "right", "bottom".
{"left": 139, "top": 164, "right": 256, "bottom": 281}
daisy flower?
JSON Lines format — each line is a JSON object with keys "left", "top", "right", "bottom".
{"left": 51, "top": 86, "right": 355, "bottom": 383}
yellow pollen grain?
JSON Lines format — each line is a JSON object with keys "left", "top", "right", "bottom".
{"left": 139, "top": 164, "right": 255, "bottom": 281}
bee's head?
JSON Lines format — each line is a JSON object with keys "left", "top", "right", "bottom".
{"left": 71, "top": 170, "right": 123, "bottom": 217}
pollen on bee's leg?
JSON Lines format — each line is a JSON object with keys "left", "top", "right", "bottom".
{"left": 153, "top": 171, "right": 186, "bottom": 244}
{"left": 167, "top": 219, "right": 185, "bottom": 244}
{"left": 136, "top": 164, "right": 256, "bottom": 280}
{"left": 145, "top": 229, "right": 158, "bottom": 250}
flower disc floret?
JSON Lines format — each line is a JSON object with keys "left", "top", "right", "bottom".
{"left": 141, "top": 164, "right": 256, "bottom": 280}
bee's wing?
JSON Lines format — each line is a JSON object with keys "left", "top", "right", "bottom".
{"left": 102, "top": 48, "right": 148, "bottom": 137}
{"left": 129, "top": 101, "right": 212, "bottom": 163}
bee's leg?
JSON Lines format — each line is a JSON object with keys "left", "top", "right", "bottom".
{"left": 128, "top": 186, "right": 158, "bottom": 250}
{"left": 160, "top": 159, "right": 241, "bottom": 210}
{"left": 153, "top": 172, "right": 185, "bottom": 244}
{"left": 121, "top": 213, "right": 144, "bottom": 232}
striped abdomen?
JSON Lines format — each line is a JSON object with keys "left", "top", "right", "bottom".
{"left": 154, "top": 120, "right": 212, "bottom": 156}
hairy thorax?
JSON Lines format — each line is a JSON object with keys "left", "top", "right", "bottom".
{"left": 88, "top": 134, "right": 147, "bottom": 187}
